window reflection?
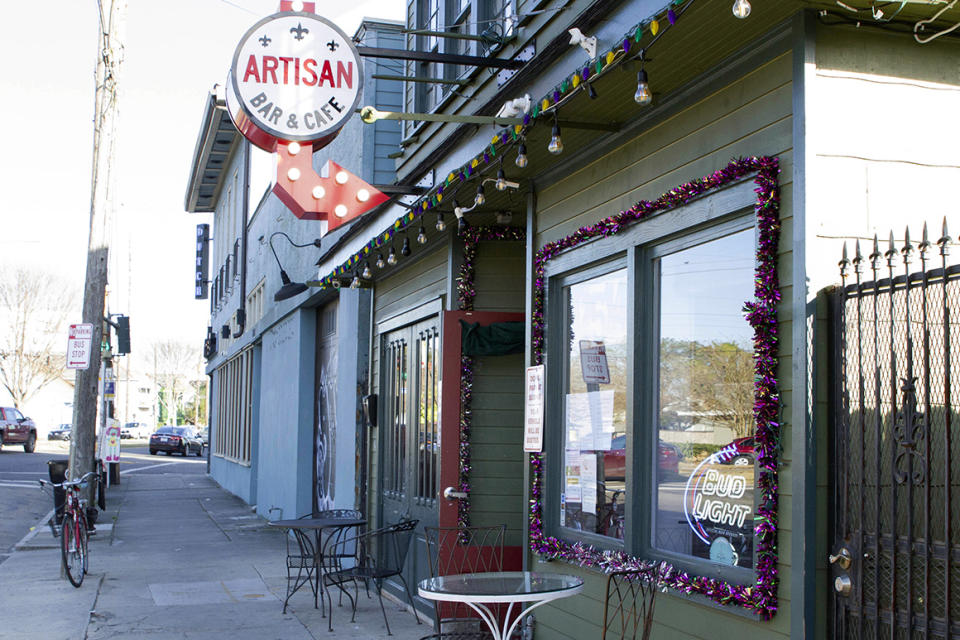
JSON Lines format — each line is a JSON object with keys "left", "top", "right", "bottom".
{"left": 561, "top": 268, "right": 627, "bottom": 540}
{"left": 654, "top": 228, "right": 756, "bottom": 568}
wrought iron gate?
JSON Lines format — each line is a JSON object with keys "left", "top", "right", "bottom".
{"left": 831, "top": 223, "right": 959, "bottom": 639}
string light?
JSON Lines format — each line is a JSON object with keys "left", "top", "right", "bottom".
{"left": 475, "top": 183, "right": 486, "bottom": 206}
{"left": 350, "top": 271, "right": 361, "bottom": 288}
{"left": 330, "top": 277, "right": 341, "bottom": 289}
{"left": 376, "top": 252, "right": 385, "bottom": 269}
{"left": 387, "top": 247, "right": 397, "bottom": 265}
{"left": 417, "top": 224, "right": 428, "bottom": 244}
{"left": 401, "top": 235, "right": 411, "bottom": 256}
{"left": 586, "top": 83, "right": 598, "bottom": 99}
{"left": 634, "top": 69, "right": 652, "bottom": 105}
{"left": 548, "top": 113, "right": 563, "bottom": 155}
{"left": 436, "top": 211, "right": 447, "bottom": 232}
{"left": 732, "top": 0, "right": 751, "bottom": 18}
{"left": 515, "top": 142, "right": 528, "bottom": 168}
{"left": 362, "top": 261, "right": 372, "bottom": 279}
{"left": 495, "top": 161, "right": 508, "bottom": 191}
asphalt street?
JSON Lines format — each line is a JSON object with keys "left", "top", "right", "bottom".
{"left": 0, "top": 440, "right": 206, "bottom": 568}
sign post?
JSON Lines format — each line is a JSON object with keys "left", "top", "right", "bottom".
{"left": 66, "top": 324, "right": 94, "bottom": 370}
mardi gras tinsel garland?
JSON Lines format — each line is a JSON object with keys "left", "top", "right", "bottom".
{"left": 529, "top": 156, "right": 781, "bottom": 618}
{"left": 455, "top": 225, "right": 527, "bottom": 532}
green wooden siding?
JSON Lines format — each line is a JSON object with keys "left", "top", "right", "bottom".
{"left": 531, "top": 51, "right": 795, "bottom": 640}
{"left": 467, "top": 351, "right": 526, "bottom": 546}
{"left": 472, "top": 240, "right": 526, "bottom": 312}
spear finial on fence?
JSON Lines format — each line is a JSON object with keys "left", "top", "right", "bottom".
{"left": 938, "top": 217, "right": 951, "bottom": 259}
{"left": 853, "top": 239, "right": 864, "bottom": 275}
{"left": 919, "top": 222, "right": 930, "bottom": 268}
{"left": 901, "top": 226, "right": 914, "bottom": 265}
{"left": 839, "top": 241, "right": 850, "bottom": 277}
{"left": 885, "top": 230, "right": 898, "bottom": 267}
{"left": 870, "top": 233, "right": 882, "bottom": 275}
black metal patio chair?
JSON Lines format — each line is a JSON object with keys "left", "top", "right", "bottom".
{"left": 282, "top": 522, "right": 319, "bottom": 613}
{"left": 322, "top": 518, "right": 422, "bottom": 635}
{"left": 420, "top": 524, "right": 506, "bottom": 639}
{"left": 601, "top": 566, "right": 660, "bottom": 640}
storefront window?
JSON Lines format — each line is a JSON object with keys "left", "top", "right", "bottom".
{"left": 654, "top": 228, "right": 756, "bottom": 568}
{"left": 560, "top": 268, "right": 628, "bottom": 540}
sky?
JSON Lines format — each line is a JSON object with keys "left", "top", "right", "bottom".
{"left": 0, "top": 0, "right": 403, "bottom": 361}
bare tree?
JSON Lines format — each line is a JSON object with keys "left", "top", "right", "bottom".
{"left": 0, "top": 266, "right": 78, "bottom": 408}
{"left": 148, "top": 340, "right": 201, "bottom": 425}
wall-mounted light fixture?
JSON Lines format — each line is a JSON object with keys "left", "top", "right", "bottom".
{"left": 270, "top": 231, "right": 321, "bottom": 301}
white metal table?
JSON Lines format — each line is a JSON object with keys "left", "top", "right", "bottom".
{"left": 418, "top": 571, "right": 583, "bottom": 640}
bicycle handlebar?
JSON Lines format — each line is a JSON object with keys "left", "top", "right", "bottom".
{"left": 38, "top": 470, "right": 99, "bottom": 490}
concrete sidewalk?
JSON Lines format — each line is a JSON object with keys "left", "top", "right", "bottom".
{"left": 0, "top": 473, "right": 429, "bottom": 639}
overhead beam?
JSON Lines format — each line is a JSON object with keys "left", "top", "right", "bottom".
{"left": 356, "top": 46, "right": 524, "bottom": 69}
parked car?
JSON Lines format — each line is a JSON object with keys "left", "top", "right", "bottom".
{"left": 121, "top": 422, "right": 151, "bottom": 439}
{"left": 603, "top": 435, "right": 681, "bottom": 480}
{"left": 198, "top": 427, "right": 209, "bottom": 448}
{"left": 0, "top": 407, "right": 38, "bottom": 453}
{"left": 48, "top": 423, "right": 72, "bottom": 441}
{"left": 717, "top": 436, "right": 755, "bottom": 466}
{"left": 149, "top": 426, "right": 204, "bottom": 457}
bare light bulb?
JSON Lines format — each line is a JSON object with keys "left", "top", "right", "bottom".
{"left": 362, "top": 262, "right": 372, "bottom": 279}
{"left": 350, "top": 274, "right": 361, "bottom": 289}
{"left": 436, "top": 212, "right": 446, "bottom": 232}
{"left": 515, "top": 143, "right": 528, "bottom": 168}
{"left": 547, "top": 122, "right": 563, "bottom": 155}
{"left": 634, "top": 69, "right": 652, "bottom": 106}
{"left": 401, "top": 236, "right": 411, "bottom": 257}
{"left": 475, "top": 184, "right": 486, "bottom": 206}
{"left": 376, "top": 253, "right": 385, "bottom": 269}
{"left": 417, "top": 225, "right": 428, "bottom": 245}
{"left": 387, "top": 247, "right": 397, "bottom": 265}
{"left": 732, "top": 0, "right": 751, "bottom": 19}
{"left": 495, "top": 167, "right": 507, "bottom": 191}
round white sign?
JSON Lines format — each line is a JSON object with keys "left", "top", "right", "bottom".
{"left": 229, "top": 12, "right": 362, "bottom": 148}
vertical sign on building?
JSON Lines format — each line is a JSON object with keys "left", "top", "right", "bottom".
{"left": 195, "top": 223, "right": 210, "bottom": 300}
{"left": 524, "top": 365, "right": 545, "bottom": 453}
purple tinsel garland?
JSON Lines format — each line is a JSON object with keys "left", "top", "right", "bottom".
{"left": 529, "top": 156, "right": 782, "bottom": 619}
{"left": 455, "top": 225, "right": 527, "bottom": 532}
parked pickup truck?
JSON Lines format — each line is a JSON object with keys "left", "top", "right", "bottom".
{"left": 0, "top": 407, "right": 38, "bottom": 452}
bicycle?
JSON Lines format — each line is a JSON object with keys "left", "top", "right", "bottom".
{"left": 39, "top": 470, "right": 98, "bottom": 587}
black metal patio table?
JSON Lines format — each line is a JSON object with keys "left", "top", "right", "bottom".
{"left": 268, "top": 516, "right": 365, "bottom": 614}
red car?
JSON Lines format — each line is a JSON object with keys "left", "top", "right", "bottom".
{"left": 603, "top": 435, "right": 681, "bottom": 480}
{"left": 717, "top": 436, "right": 755, "bottom": 466}
{"left": 0, "top": 406, "right": 37, "bottom": 453}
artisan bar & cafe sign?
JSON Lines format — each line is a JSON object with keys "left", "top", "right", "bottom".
{"left": 225, "top": 1, "right": 387, "bottom": 226}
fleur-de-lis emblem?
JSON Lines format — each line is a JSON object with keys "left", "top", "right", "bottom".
{"left": 327, "top": 40, "right": 339, "bottom": 51}
{"left": 258, "top": 34, "right": 271, "bottom": 47}
{"left": 290, "top": 23, "right": 309, "bottom": 41}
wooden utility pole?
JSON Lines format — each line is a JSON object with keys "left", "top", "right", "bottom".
{"left": 69, "top": 0, "right": 125, "bottom": 495}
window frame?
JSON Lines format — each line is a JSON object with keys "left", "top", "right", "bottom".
{"left": 541, "top": 178, "right": 764, "bottom": 584}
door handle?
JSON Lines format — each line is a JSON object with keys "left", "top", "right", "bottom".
{"left": 829, "top": 548, "right": 852, "bottom": 570}
{"left": 443, "top": 487, "right": 468, "bottom": 500}
{"left": 834, "top": 574, "right": 852, "bottom": 596}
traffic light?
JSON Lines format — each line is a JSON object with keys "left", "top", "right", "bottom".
{"left": 116, "top": 316, "right": 130, "bottom": 355}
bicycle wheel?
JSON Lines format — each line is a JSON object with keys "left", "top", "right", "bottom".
{"left": 61, "top": 512, "right": 86, "bottom": 587}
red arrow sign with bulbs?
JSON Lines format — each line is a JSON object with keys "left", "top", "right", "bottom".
{"left": 225, "top": 1, "right": 387, "bottom": 231}
{"left": 274, "top": 144, "right": 389, "bottom": 228}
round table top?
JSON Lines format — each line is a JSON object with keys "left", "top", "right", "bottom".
{"left": 418, "top": 571, "right": 584, "bottom": 603}
{"left": 268, "top": 517, "right": 365, "bottom": 529}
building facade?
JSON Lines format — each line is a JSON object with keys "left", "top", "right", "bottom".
{"left": 187, "top": 2, "right": 960, "bottom": 638}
